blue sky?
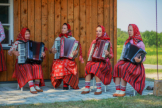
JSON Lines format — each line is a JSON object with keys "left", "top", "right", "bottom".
{"left": 117, "top": 0, "right": 162, "bottom": 33}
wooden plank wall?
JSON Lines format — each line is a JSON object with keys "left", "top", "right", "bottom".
{"left": 0, "top": 0, "right": 117, "bottom": 81}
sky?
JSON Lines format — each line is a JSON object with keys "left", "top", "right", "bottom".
{"left": 117, "top": 0, "right": 162, "bottom": 33}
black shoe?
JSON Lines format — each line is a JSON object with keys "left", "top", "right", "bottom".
{"left": 63, "top": 87, "right": 69, "bottom": 90}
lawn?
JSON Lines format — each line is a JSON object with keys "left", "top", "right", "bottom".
{"left": 1, "top": 95, "right": 162, "bottom": 108}
{"left": 117, "top": 45, "right": 162, "bottom": 65}
{"left": 145, "top": 69, "right": 162, "bottom": 73}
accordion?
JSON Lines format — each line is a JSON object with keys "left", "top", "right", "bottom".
{"left": 88, "top": 40, "right": 110, "bottom": 62}
{"left": 54, "top": 37, "right": 79, "bottom": 60}
{"left": 122, "top": 42, "right": 146, "bottom": 64}
{"left": 54, "top": 40, "right": 60, "bottom": 59}
{"left": 18, "top": 40, "right": 45, "bottom": 64}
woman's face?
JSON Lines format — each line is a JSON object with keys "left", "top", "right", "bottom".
{"left": 25, "top": 30, "right": 30, "bottom": 40}
{"left": 128, "top": 25, "right": 134, "bottom": 37}
{"left": 96, "top": 27, "right": 102, "bottom": 37}
{"left": 61, "top": 25, "right": 68, "bottom": 34}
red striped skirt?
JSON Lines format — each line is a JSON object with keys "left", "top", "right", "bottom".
{"left": 0, "top": 43, "right": 6, "bottom": 72}
{"left": 85, "top": 59, "right": 112, "bottom": 85}
{"left": 51, "top": 59, "right": 79, "bottom": 89}
{"left": 12, "top": 60, "right": 45, "bottom": 88}
{"left": 113, "top": 60, "right": 145, "bottom": 95}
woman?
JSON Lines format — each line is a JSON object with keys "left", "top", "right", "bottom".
{"left": 50, "top": 23, "right": 84, "bottom": 90}
{"left": 81, "top": 25, "right": 113, "bottom": 95}
{"left": 113, "top": 24, "right": 146, "bottom": 97}
{"left": 8, "top": 28, "right": 46, "bottom": 94}
{"left": 0, "top": 21, "right": 7, "bottom": 72}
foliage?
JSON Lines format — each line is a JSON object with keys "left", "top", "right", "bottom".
{"left": 117, "top": 28, "right": 162, "bottom": 47}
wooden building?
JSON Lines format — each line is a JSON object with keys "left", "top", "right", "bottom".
{"left": 0, "top": 0, "right": 117, "bottom": 82}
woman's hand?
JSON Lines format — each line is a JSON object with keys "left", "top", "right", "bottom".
{"left": 72, "top": 50, "right": 78, "bottom": 57}
{"left": 134, "top": 56, "right": 142, "bottom": 63}
{"left": 42, "top": 52, "right": 46, "bottom": 58}
{"left": 49, "top": 48, "right": 57, "bottom": 54}
{"left": 117, "top": 59, "right": 121, "bottom": 62}
{"left": 104, "top": 50, "right": 109, "bottom": 57}
{"left": 12, "top": 51, "right": 20, "bottom": 56}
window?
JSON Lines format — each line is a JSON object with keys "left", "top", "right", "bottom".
{"left": 0, "top": 0, "right": 13, "bottom": 49}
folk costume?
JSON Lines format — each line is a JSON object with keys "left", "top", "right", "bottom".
{"left": 113, "top": 24, "right": 146, "bottom": 96}
{"left": 8, "top": 28, "right": 45, "bottom": 93}
{"left": 51, "top": 23, "right": 84, "bottom": 90}
{"left": 0, "top": 22, "right": 7, "bottom": 72}
{"left": 82, "top": 25, "right": 113, "bottom": 94}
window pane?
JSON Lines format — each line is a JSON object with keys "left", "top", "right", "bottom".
{"left": 1, "top": 26, "right": 9, "bottom": 44}
{"left": 0, "top": 0, "right": 9, "bottom": 3}
{"left": 0, "top": 6, "right": 9, "bottom": 23}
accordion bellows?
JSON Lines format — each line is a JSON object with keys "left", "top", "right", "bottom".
{"left": 18, "top": 40, "right": 45, "bottom": 64}
{"left": 88, "top": 40, "right": 110, "bottom": 62}
{"left": 122, "top": 42, "right": 147, "bottom": 64}
{"left": 54, "top": 37, "right": 79, "bottom": 60}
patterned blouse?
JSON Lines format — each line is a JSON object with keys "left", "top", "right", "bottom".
{"left": 0, "top": 22, "right": 5, "bottom": 43}
{"left": 8, "top": 41, "right": 21, "bottom": 56}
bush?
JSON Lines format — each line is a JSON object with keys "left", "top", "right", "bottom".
{"left": 117, "top": 28, "right": 162, "bottom": 47}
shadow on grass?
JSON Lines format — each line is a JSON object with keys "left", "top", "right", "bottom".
{"left": 146, "top": 77, "right": 155, "bottom": 82}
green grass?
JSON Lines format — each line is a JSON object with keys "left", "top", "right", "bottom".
{"left": 145, "top": 69, "right": 162, "bottom": 73}
{"left": 117, "top": 45, "right": 162, "bottom": 65}
{"left": 1, "top": 95, "right": 162, "bottom": 108}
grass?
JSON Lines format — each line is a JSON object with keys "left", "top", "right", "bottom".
{"left": 145, "top": 69, "right": 162, "bottom": 74}
{"left": 145, "top": 78, "right": 155, "bottom": 82}
{"left": 1, "top": 95, "right": 162, "bottom": 108}
{"left": 117, "top": 45, "right": 162, "bottom": 65}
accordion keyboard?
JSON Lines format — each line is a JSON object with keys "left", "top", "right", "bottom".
{"left": 87, "top": 43, "right": 95, "bottom": 61}
{"left": 18, "top": 43, "right": 26, "bottom": 64}
{"left": 69, "top": 42, "right": 78, "bottom": 58}
{"left": 102, "top": 42, "right": 109, "bottom": 58}
{"left": 54, "top": 40, "right": 60, "bottom": 59}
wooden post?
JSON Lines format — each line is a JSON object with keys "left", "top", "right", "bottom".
{"left": 153, "top": 80, "right": 162, "bottom": 96}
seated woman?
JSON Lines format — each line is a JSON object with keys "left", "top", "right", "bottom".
{"left": 113, "top": 24, "right": 146, "bottom": 97}
{"left": 50, "top": 23, "right": 84, "bottom": 90}
{"left": 0, "top": 21, "right": 7, "bottom": 72}
{"left": 81, "top": 25, "right": 113, "bottom": 95}
{"left": 8, "top": 28, "right": 46, "bottom": 94}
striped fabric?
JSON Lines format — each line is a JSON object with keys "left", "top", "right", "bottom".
{"left": 96, "top": 82, "right": 101, "bottom": 89}
{"left": 85, "top": 59, "right": 112, "bottom": 85}
{"left": 0, "top": 43, "right": 6, "bottom": 72}
{"left": 121, "top": 85, "right": 126, "bottom": 91}
{"left": 51, "top": 59, "right": 79, "bottom": 89}
{"left": 115, "top": 85, "right": 120, "bottom": 90}
{"left": 28, "top": 81, "right": 34, "bottom": 87}
{"left": 113, "top": 60, "right": 145, "bottom": 95}
{"left": 32, "top": 64, "right": 45, "bottom": 87}
{"left": 13, "top": 60, "right": 45, "bottom": 88}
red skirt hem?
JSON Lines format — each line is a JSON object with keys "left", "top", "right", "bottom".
{"left": 113, "top": 60, "right": 145, "bottom": 95}
{"left": 0, "top": 43, "right": 6, "bottom": 72}
{"left": 13, "top": 60, "right": 45, "bottom": 88}
{"left": 51, "top": 59, "right": 79, "bottom": 89}
{"left": 85, "top": 60, "right": 112, "bottom": 85}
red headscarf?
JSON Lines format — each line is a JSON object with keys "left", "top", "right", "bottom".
{"left": 16, "top": 28, "right": 48, "bottom": 52}
{"left": 96, "top": 25, "right": 110, "bottom": 41}
{"left": 125, "top": 24, "right": 143, "bottom": 45}
{"left": 59, "top": 23, "right": 72, "bottom": 38}
{"left": 87, "top": 25, "right": 110, "bottom": 58}
{"left": 16, "top": 28, "right": 30, "bottom": 42}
